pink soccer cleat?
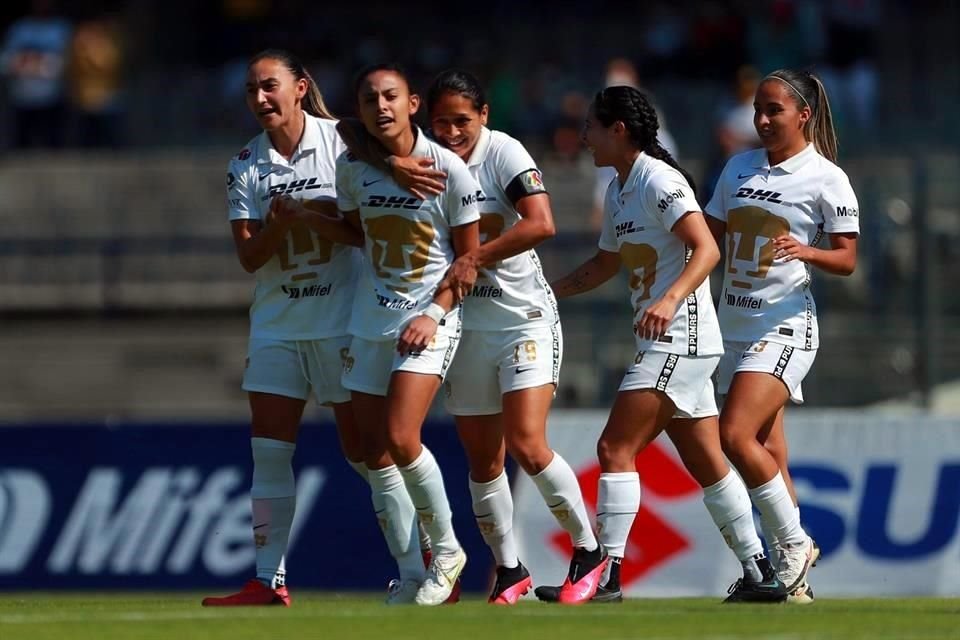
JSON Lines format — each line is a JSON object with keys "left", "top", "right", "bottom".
{"left": 489, "top": 563, "right": 533, "bottom": 605}
{"left": 201, "top": 579, "right": 291, "bottom": 607}
{"left": 557, "top": 545, "right": 608, "bottom": 605}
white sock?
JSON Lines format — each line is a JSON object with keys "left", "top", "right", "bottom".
{"left": 748, "top": 472, "right": 806, "bottom": 548}
{"left": 703, "top": 470, "right": 765, "bottom": 560}
{"left": 347, "top": 459, "right": 369, "bottom": 482}
{"left": 530, "top": 452, "right": 597, "bottom": 550}
{"left": 469, "top": 471, "right": 518, "bottom": 568}
{"left": 368, "top": 465, "right": 423, "bottom": 581}
{"left": 702, "top": 470, "right": 766, "bottom": 581}
{"left": 398, "top": 446, "right": 459, "bottom": 555}
{"left": 352, "top": 457, "right": 430, "bottom": 551}
{"left": 250, "top": 437, "right": 296, "bottom": 588}
{"left": 596, "top": 472, "right": 640, "bottom": 558}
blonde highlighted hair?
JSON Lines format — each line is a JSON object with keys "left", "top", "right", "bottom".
{"left": 764, "top": 69, "right": 837, "bottom": 162}
{"left": 249, "top": 49, "right": 335, "bottom": 120}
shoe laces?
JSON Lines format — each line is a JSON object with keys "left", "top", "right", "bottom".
{"left": 727, "top": 578, "right": 744, "bottom": 595}
{"left": 427, "top": 551, "right": 460, "bottom": 587}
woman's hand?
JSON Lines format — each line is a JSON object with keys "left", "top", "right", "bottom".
{"left": 634, "top": 294, "right": 680, "bottom": 341}
{"left": 439, "top": 254, "right": 479, "bottom": 302}
{"left": 390, "top": 155, "right": 447, "bottom": 200}
{"left": 773, "top": 235, "right": 813, "bottom": 263}
{"left": 266, "top": 195, "right": 303, "bottom": 228}
{"left": 397, "top": 315, "right": 439, "bottom": 356}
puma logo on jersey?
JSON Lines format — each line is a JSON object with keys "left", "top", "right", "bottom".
{"left": 734, "top": 187, "right": 784, "bottom": 203}
{"left": 657, "top": 188, "right": 686, "bottom": 212}
{"left": 836, "top": 205, "right": 858, "bottom": 217}
{"left": 263, "top": 177, "right": 331, "bottom": 199}
{"left": 616, "top": 220, "right": 643, "bottom": 237}
{"left": 362, "top": 194, "right": 422, "bottom": 209}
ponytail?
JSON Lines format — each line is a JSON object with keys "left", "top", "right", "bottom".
{"left": 807, "top": 74, "right": 837, "bottom": 163}
{"left": 248, "top": 49, "right": 336, "bottom": 120}
{"left": 765, "top": 69, "right": 838, "bottom": 163}
{"left": 300, "top": 69, "right": 336, "bottom": 120}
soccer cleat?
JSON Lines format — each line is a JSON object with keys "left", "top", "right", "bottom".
{"left": 557, "top": 545, "right": 608, "bottom": 605}
{"left": 489, "top": 563, "right": 533, "bottom": 605}
{"left": 534, "top": 583, "right": 622, "bottom": 604}
{"left": 787, "top": 581, "right": 815, "bottom": 605}
{"left": 385, "top": 578, "right": 421, "bottom": 605}
{"left": 809, "top": 536, "right": 821, "bottom": 567}
{"left": 422, "top": 548, "right": 462, "bottom": 603}
{"left": 535, "top": 584, "right": 561, "bottom": 602}
{"left": 589, "top": 583, "right": 623, "bottom": 603}
{"left": 776, "top": 537, "right": 813, "bottom": 595}
{"left": 201, "top": 579, "right": 291, "bottom": 607}
{"left": 415, "top": 546, "right": 467, "bottom": 606}
{"left": 723, "top": 576, "right": 788, "bottom": 603}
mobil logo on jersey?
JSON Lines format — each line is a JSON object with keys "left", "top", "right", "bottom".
{"left": 512, "top": 411, "right": 960, "bottom": 597}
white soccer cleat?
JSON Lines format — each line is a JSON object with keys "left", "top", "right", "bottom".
{"left": 415, "top": 547, "right": 467, "bottom": 606}
{"left": 776, "top": 537, "right": 813, "bottom": 594}
{"left": 385, "top": 578, "right": 421, "bottom": 605}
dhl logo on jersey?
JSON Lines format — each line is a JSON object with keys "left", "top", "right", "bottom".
{"left": 261, "top": 177, "right": 332, "bottom": 200}
{"left": 361, "top": 194, "right": 423, "bottom": 210}
{"left": 734, "top": 187, "right": 786, "bottom": 204}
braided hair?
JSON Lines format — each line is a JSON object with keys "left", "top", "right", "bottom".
{"left": 592, "top": 86, "right": 696, "bottom": 193}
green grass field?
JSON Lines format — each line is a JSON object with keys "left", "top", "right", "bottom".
{"left": 1, "top": 593, "right": 957, "bottom": 640}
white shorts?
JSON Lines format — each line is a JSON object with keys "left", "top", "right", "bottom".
{"left": 619, "top": 351, "right": 720, "bottom": 419}
{"left": 444, "top": 324, "right": 562, "bottom": 415}
{"left": 341, "top": 333, "right": 460, "bottom": 397}
{"left": 717, "top": 340, "right": 816, "bottom": 404}
{"left": 242, "top": 336, "right": 352, "bottom": 405}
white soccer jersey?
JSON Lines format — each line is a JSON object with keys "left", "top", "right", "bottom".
{"left": 337, "top": 127, "right": 481, "bottom": 340}
{"left": 598, "top": 152, "right": 723, "bottom": 356}
{"left": 462, "top": 127, "right": 558, "bottom": 331}
{"left": 227, "top": 114, "right": 360, "bottom": 340}
{"left": 705, "top": 144, "right": 860, "bottom": 349}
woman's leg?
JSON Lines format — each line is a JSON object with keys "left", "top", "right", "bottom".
{"left": 386, "top": 371, "right": 465, "bottom": 605}
{"left": 720, "top": 372, "right": 811, "bottom": 593}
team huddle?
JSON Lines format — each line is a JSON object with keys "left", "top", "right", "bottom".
{"left": 202, "top": 49, "right": 860, "bottom": 608}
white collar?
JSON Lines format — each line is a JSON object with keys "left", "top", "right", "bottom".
{"left": 258, "top": 113, "right": 321, "bottom": 166}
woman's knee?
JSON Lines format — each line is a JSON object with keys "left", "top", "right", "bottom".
{"left": 506, "top": 432, "right": 552, "bottom": 475}
{"left": 596, "top": 436, "right": 636, "bottom": 471}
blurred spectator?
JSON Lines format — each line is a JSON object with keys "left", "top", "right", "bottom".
{"left": 590, "top": 58, "right": 678, "bottom": 230}
{"left": 67, "top": 13, "right": 124, "bottom": 148}
{"left": 640, "top": 1, "right": 689, "bottom": 79}
{"left": 746, "top": 0, "right": 823, "bottom": 73}
{"left": 551, "top": 89, "right": 589, "bottom": 163}
{"left": 0, "top": 0, "right": 71, "bottom": 149}
{"left": 818, "top": 0, "right": 880, "bottom": 134}
{"left": 704, "top": 65, "right": 762, "bottom": 200}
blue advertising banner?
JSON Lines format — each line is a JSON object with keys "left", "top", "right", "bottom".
{"left": 0, "top": 421, "right": 494, "bottom": 592}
